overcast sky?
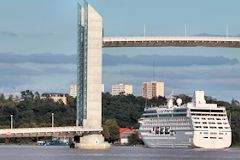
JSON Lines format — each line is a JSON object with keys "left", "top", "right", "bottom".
{"left": 0, "top": 0, "right": 240, "bottom": 101}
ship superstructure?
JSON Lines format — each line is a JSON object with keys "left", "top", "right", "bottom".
{"left": 139, "top": 90, "right": 231, "bottom": 149}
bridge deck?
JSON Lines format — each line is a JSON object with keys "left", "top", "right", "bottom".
{"left": 103, "top": 36, "right": 240, "bottom": 48}
{"left": 0, "top": 126, "right": 102, "bottom": 138}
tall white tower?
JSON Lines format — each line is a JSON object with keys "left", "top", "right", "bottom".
{"left": 76, "top": 1, "right": 110, "bottom": 149}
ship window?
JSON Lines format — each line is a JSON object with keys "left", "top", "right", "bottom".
{"left": 203, "top": 122, "right": 207, "bottom": 124}
{"left": 144, "top": 110, "right": 157, "bottom": 114}
{"left": 218, "top": 127, "right": 223, "bottom": 129}
{"left": 219, "top": 133, "right": 224, "bottom": 135}
{"left": 210, "top": 126, "right": 217, "bottom": 129}
{"left": 194, "top": 122, "right": 201, "bottom": 124}
{"left": 210, "top": 137, "right": 216, "bottom": 139}
{"left": 144, "top": 115, "right": 158, "bottom": 118}
{"left": 190, "top": 109, "right": 223, "bottom": 112}
{"left": 202, "top": 118, "right": 206, "bottom": 120}
{"left": 208, "top": 122, "right": 215, "bottom": 124}
{"left": 216, "top": 118, "right": 221, "bottom": 120}
{"left": 208, "top": 118, "right": 214, "bottom": 120}
{"left": 219, "top": 137, "right": 223, "bottom": 139}
{"left": 225, "top": 127, "right": 230, "bottom": 129}
{"left": 203, "top": 137, "right": 208, "bottom": 139}
{"left": 217, "top": 122, "right": 222, "bottom": 125}
{"left": 195, "top": 126, "right": 201, "bottom": 128}
{"left": 210, "top": 132, "right": 217, "bottom": 135}
{"left": 203, "top": 126, "right": 208, "bottom": 128}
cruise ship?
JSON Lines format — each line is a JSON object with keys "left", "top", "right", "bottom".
{"left": 138, "top": 91, "right": 232, "bottom": 149}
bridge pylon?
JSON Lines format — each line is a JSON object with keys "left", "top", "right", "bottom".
{"left": 76, "top": 1, "right": 110, "bottom": 149}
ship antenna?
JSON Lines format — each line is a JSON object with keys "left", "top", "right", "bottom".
{"left": 229, "top": 112, "right": 231, "bottom": 126}
{"left": 152, "top": 60, "right": 155, "bottom": 81}
{"left": 144, "top": 24, "right": 146, "bottom": 37}
{"left": 145, "top": 98, "right": 148, "bottom": 108}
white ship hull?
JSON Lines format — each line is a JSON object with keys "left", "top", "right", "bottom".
{"left": 192, "top": 131, "right": 232, "bottom": 149}
{"left": 139, "top": 91, "right": 232, "bottom": 149}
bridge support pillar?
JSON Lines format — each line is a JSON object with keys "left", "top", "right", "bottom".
{"left": 76, "top": 2, "right": 110, "bottom": 149}
{"left": 75, "top": 134, "right": 110, "bottom": 150}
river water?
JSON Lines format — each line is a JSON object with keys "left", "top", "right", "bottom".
{"left": 0, "top": 145, "right": 239, "bottom": 160}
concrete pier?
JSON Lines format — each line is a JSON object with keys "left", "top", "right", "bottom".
{"left": 75, "top": 134, "right": 110, "bottom": 150}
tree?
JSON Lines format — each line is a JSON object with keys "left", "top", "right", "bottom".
{"left": 0, "top": 94, "right": 5, "bottom": 101}
{"left": 21, "top": 90, "right": 34, "bottom": 101}
{"left": 102, "top": 124, "right": 110, "bottom": 140}
{"left": 34, "top": 92, "right": 40, "bottom": 100}
{"left": 104, "top": 119, "right": 119, "bottom": 143}
{"left": 128, "top": 133, "right": 143, "bottom": 146}
{"left": 8, "top": 95, "right": 13, "bottom": 101}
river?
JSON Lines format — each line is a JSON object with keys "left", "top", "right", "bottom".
{"left": 0, "top": 145, "right": 239, "bottom": 160}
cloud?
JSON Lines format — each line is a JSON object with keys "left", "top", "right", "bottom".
{"left": 106, "top": 65, "right": 240, "bottom": 79}
{"left": 103, "top": 54, "right": 239, "bottom": 67}
{"left": 0, "top": 31, "right": 17, "bottom": 37}
{"left": 0, "top": 53, "right": 76, "bottom": 64}
{"left": 0, "top": 64, "right": 75, "bottom": 95}
{"left": 0, "top": 64, "right": 75, "bottom": 77}
{"left": 0, "top": 52, "right": 238, "bottom": 67}
{"left": 0, "top": 76, "right": 33, "bottom": 88}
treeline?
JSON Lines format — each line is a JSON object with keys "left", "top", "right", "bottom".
{"left": 0, "top": 90, "right": 76, "bottom": 128}
{"left": 0, "top": 90, "right": 239, "bottom": 145}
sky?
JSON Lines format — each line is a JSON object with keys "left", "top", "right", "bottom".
{"left": 0, "top": 0, "right": 240, "bottom": 101}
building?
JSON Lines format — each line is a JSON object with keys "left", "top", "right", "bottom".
{"left": 119, "top": 128, "right": 136, "bottom": 144}
{"left": 142, "top": 81, "right": 164, "bottom": 99}
{"left": 41, "top": 93, "right": 68, "bottom": 105}
{"left": 111, "top": 84, "right": 133, "bottom": 96}
{"left": 70, "top": 84, "right": 77, "bottom": 98}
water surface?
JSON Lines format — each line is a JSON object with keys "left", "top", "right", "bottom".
{"left": 0, "top": 145, "right": 239, "bottom": 160}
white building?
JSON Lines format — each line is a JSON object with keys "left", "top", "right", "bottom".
{"left": 142, "top": 81, "right": 164, "bottom": 99}
{"left": 41, "top": 93, "right": 68, "bottom": 105}
{"left": 111, "top": 84, "right": 133, "bottom": 96}
{"left": 70, "top": 84, "right": 77, "bottom": 98}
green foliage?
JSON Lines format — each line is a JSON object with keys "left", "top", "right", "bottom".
{"left": 128, "top": 133, "right": 143, "bottom": 146}
{"left": 102, "top": 92, "right": 166, "bottom": 128}
{"left": 0, "top": 90, "right": 76, "bottom": 128}
{"left": 227, "top": 100, "right": 240, "bottom": 145}
{"left": 103, "top": 119, "right": 119, "bottom": 143}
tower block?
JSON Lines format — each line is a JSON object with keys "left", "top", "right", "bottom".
{"left": 76, "top": 2, "right": 110, "bottom": 149}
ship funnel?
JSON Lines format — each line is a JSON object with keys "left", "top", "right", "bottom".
{"left": 193, "top": 90, "right": 206, "bottom": 104}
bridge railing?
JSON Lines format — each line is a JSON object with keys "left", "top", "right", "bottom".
{"left": 0, "top": 126, "right": 102, "bottom": 135}
{"left": 103, "top": 36, "right": 240, "bottom": 42}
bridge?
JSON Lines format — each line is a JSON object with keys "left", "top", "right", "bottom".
{"left": 103, "top": 36, "right": 240, "bottom": 48}
{"left": 0, "top": 126, "right": 102, "bottom": 138}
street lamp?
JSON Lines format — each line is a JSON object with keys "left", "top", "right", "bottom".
{"left": 10, "top": 115, "right": 13, "bottom": 129}
{"left": 52, "top": 113, "right": 54, "bottom": 128}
